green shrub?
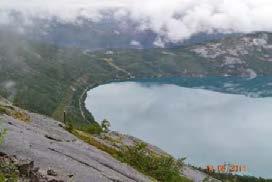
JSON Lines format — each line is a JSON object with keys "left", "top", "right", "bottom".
{"left": 119, "top": 143, "right": 190, "bottom": 182}
{"left": 65, "top": 122, "right": 74, "bottom": 133}
{"left": 0, "top": 161, "right": 19, "bottom": 182}
{"left": 84, "top": 123, "right": 103, "bottom": 134}
{"left": 0, "top": 124, "right": 7, "bottom": 145}
{"left": 0, "top": 173, "right": 5, "bottom": 182}
{"left": 86, "top": 123, "right": 103, "bottom": 134}
{"left": 101, "top": 119, "right": 111, "bottom": 133}
{"left": 65, "top": 121, "right": 103, "bottom": 135}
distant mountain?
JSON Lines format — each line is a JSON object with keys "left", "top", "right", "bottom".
{"left": 28, "top": 19, "right": 227, "bottom": 49}
{"left": 1, "top": 11, "right": 227, "bottom": 50}
{"left": 189, "top": 32, "right": 272, "bottom": 77}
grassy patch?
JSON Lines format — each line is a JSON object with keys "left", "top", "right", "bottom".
{"left": 72, "top": 130, "right": 121, "bottom": 158}
{"left": 0, "top": 105, "right": 30, "bottom": 123}
{"left": 0, "top": 127, "right": 7, "bottom": 145}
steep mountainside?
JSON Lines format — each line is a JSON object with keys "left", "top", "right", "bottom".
{"left": 1, "top": 111, "right": 149, "bottom": 181}
{"left": 0, "top": 99, "right": 216, "bottom": 181}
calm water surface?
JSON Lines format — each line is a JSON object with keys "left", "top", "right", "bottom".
{"left": 85, "top": 77, "right": 272, "bottom": 178}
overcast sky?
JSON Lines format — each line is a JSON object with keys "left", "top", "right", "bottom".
{"left": 1, "top": 0, "right": 272, "bottom": 42}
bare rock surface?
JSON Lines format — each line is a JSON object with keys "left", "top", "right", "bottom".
{"left": 0, "top": 113, "right": 150, "bottom": 182}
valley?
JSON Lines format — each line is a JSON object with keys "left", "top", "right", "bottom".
{"left": 1, "top": 31, "right": 272, "bottom": 127}
{"left": 1, "top": 30, "right": 272, "bottom": 181}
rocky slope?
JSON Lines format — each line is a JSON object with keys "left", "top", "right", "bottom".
{"left": 0, "top": 98, "right": 217, "bottom": 182}
{"left": 1, "top": 112, "right": 149, "bottom": 181}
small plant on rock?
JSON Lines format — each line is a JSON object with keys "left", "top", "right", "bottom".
{"left": 0, "top": 122, "right": 7, "bottom": 145}
{"left": 65, "top": 122, "right": 74, "bottom": 133}
{"left": 85, "top": 123, "right": 103, "bottom": 135}
{"left": 101, "top": 119, "right": 111, "bottom": 133}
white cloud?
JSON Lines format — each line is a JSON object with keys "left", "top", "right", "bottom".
{"left": 130, "top": 40, "right": 141, "bottom": 47}
{"left": 153, "top": 37, "right": 165, "bottom": 48}
{"left": 1, "top": 0, "right": 272, "bottom": 42}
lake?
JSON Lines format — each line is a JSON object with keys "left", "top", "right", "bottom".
{"left": 85, "top": 77, "right": 272, "bottom": 178}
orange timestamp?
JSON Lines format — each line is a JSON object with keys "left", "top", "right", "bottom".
{"left": 206, "top": 163, "right": 247, "bottom": 173}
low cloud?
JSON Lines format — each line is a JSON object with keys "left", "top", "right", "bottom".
{"left": 130, "top": 40, "right": 142, "bottom": 47}
{"left": 1, "top": 0, "right": 272, "bottom": 43}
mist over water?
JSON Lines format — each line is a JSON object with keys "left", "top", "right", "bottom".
{"left": 86, "top": 79, "right": 272, "bottom": 178}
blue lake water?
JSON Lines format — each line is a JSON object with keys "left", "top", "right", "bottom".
{"left": 85, "top": 77, "right": 272, "bottom": 178}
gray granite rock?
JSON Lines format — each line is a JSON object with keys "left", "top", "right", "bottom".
{"left": 0, "top": 113, "right": 150, "bottom": 182}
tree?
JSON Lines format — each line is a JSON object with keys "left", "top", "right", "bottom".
{"left": 101, "top": 119, "right": 111, "bottom": 133}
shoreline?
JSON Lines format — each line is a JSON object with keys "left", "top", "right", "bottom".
{"left": 81, "top": 75, "right": 272, "bottom": 124}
